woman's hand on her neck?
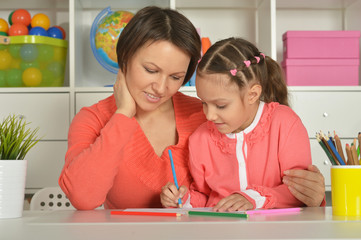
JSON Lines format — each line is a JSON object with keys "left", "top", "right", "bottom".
{"left": 114, "top": 70, "right": 137, "bottom": 118}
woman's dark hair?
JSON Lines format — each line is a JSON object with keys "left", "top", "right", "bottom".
{"left": 197, "top": 37, "right": 289, "bottom": 106}
{"left": 117, "top": 6, "right": 201, "bottom": 85}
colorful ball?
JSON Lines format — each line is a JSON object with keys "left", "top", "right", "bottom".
{"left": 6, "top": 68, "right": 23, "bottom": 87}
{"left": 53, "top": 25, "right": 66, "bottom": 39}
{"left": 0, "top": 42, "right": 7, "bottom": 51}
{"left": 0, "top": 70, "right": 6, "bottom": 87}
{"left": 0, "top": 50, "right": 12, "bottom": 70}
{"left": 8, "top": 23, "right": 29, "bottom": 36}
{"left": 40, "top": 69, "right": 54, "bottom": 86}
{"left": 23, "top": 67, "right": 42, "bottom": 86}
{"left": 47, "top": 61, "right": 64, "bottom": 78}
{"left": 52, "top": 46, "right": 67, "bottom": 62}
{"left": 20, "top": 61, "right": 40, "bottom": 70}
{"left": 37, "top": 45, "right": 54, "bottom": 62}
{"left": 47, "top": 26, "right": 63, "bottom": 39}
{"left": 0, "top": 32, "right": 7, "bottom": 36}
{"left": 20, "top": 44, "right": 38, "bottom": 62}
{"left": 0, "top": 18, "right": 9, "bottom": 34}
{"left": 11, "top": 9, "right": 31, "bottom": 26}
{"left": 9, "top": 44, "right": 21, "bottom": 58}
{"left": 31, "top": 13, "right": 50, "bottom": 30}
{"left": 29, "top": 26, "right": 48, "bottom": 36}
{"left": 10, "top": 58, "right": 21, "bottom": 69}
{"left": 8, "top": 11, "right": 15, "bottom": 25}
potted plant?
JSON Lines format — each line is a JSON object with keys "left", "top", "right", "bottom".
{"left": 0, "top": 114, "right": 40, "bottom": 218}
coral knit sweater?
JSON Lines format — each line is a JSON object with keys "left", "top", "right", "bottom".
{"left": 186, "top": 102, "right": 314, "bottom": 209}
{"left": 59, "top": 92, "right": 206, "bottom": 210}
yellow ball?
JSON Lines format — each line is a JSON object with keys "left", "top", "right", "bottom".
{"left": 0, "top": 50, "right": 12, "bottom": 70}
{"left": 22, "top": 67, "right": 42, "bottom": 87}
{"left": 31, "top": 13, "right": 50, "bottom": 30}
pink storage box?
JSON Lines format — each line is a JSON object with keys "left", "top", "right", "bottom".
{"left": 283, "top": 31, "right": 360, "bottom": 59}
{"left": 282, "top": 59, "right": 359, "bottom": 86}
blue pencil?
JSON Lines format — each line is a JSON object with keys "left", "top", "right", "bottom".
{"left": 168, "top": 149, "right": 183, "bottom": 208}
{"left": 324, "top": 134, "right": 346, "bottom": 165}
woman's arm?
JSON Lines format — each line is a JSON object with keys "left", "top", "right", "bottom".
{"left": 59, "top": 71, "right": 138, "bottom": 210}
{"left": 283, "top": 165, "right": 326, "bottom": 207}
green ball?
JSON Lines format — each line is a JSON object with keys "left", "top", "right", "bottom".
{"left": 8, "top": 10, "right": 14, "bottom": 25}
{"left": 0, "top": 31, "right": 7, "bottom": 36}
{"left": 40, "top": 69, "right": 54, "bottom": 86}
{"left": 47, "top": 61, "right": 64, "bottom": 78}
{"left": 37, "top": 45, "right": 54, "bottom": 62}
{"left": 9, "top": 44, "right": 21, "bottom": 58}
{"left": 20, "top": 61, "right": 40, "bottom": 71}
{"left": 6, "top": 69, "right": 23, "bottom": 87}
{"left": 0, "top": 70, "right": 6, "bottom": 87}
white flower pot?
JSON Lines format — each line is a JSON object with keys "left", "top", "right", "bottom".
{"left": 0, "top": 160, "right": 27, "bottom": 219}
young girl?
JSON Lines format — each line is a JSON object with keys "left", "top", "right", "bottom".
{"left": 160, "top": 37, "right": 313, "bottom": 211}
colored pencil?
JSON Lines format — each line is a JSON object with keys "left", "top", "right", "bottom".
{"left": 323, "top": 134, "right": 345, "bottom": 165}
{"left": 246, "top": 207, "right": 302, "bottom": 215}
{"left": 319, "top": 133, "right": 339, "bottom": 165}
{"left": 316, "top": 134, "right": 336, "bottom": 165}
{"left": 168, "top": 149, "right": 183, "bottom": 208}
{"left": 188, "top": 211, "right": 248, "bottom": 218}
{"left": 111, "top": 211, "right": 182, "bottom": 217}
{"left": 346, "top": 143, "right": 354, "bottom": 165}
{"left": 357, "top": 132, "right": 361, "bottom": 159}
{"left": 334, "top": 132, "right": 346, "bottom": 164}
{"left": 351, "top": 139, "right": 359, "bottom": 165}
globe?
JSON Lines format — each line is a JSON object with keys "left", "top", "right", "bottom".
{"left": 90, "top": 7, "right": 133, "bottom": 74}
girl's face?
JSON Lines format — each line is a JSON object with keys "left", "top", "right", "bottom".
{"left": 196, "top": 73, "right": 259, "bottom": 134}
{"left": 125, "top": 40, "right": 190, "bottom": 112}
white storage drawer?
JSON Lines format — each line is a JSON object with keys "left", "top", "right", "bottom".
{"left": 0, "top": 93, "right": 69, "bottom": 140}
{"left": 25, "top": 141, "right": 67, "bottom": 190}
{"left": 289, "top": 91, "right": 361, "bottom": 138}
{"left": 310, "top": 139, "right": 332, "bottom": 188}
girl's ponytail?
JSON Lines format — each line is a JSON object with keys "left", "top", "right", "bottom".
{"left": 262, "top": 57, "right": 289, "bottom": 106}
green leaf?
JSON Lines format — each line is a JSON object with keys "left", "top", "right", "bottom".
{"left": 0, "top": 114, "right": 41, "bottom": 160}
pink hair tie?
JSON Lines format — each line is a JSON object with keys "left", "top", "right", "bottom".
{"left": 255, "top": 56, "right": 260, "bottom": 63}
{"left": 260, "top": 53, "right": 266, "bottom": 59}
{"left": 244, "top": 60, "right": 251, "bottom": 67}
{"left": 230, "top": 69, "right": 237, "bottom": 76}
{"left": 198, "top": 58, "right": 202, "bottom": 63}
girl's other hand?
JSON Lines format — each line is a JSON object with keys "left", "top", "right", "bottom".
{"left": 114, "top": 70, "right": 136, "bottom": 118}
{"left": 213, "top": 193, "right": 253, "bottom": 212}
{"left": 283, "top": 164, "right": 325, "bottom": 207}
{"left": 160, "top": 182, "right": 188, "bottom": 208}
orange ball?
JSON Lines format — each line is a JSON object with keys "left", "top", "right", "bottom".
{"left": 31, "top": 13, "right": 50, "bottom": 30}
{"left": 8, "top": 23, "right": 29, "bottom": 36}
{"left": 0, "top": 18, "right": 9, "bottom": 34}
{"left": 11, "top": 9, "right": 31, "bottom": 26}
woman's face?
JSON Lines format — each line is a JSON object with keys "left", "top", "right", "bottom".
{"left": 125, "top": 40, "right": 190, "bottom": 112}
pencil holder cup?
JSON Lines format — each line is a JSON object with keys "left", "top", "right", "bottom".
{"left": 331, "top": 166, "right": 361, "bottom": 216}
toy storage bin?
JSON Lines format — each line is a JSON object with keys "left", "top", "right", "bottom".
{"left": 283, "top": 31, "right": 360, "bottom": 59}
{"left": 0, "top": 35, "right": 67, "bottom": 87}
{"left": 282, "top": 59, "right": 359, "bottom": 86}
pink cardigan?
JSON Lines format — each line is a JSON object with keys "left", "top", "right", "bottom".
{"left": 186, "top": 102, "right": 312, "bottom": 209}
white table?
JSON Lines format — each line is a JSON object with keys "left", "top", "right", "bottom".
{"left": 1, "top": 207, "right": 361, "bottom": 240}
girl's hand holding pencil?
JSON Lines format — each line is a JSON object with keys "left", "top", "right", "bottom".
{"left": 160, "top": 182, "right": 188, "bottom": 208}
{"left": 316, "top": 131, "right": 360, "bottom": 165}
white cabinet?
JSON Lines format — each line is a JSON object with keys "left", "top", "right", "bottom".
{"left": 1, "top": 0, "right": 361, "bottom": 191}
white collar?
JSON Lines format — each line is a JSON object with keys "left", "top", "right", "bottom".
{"left": 226, "top": 101, "right": 265, "bottom": 139}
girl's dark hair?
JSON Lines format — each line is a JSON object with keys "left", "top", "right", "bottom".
{"left": 116, "top": 6, "right": 201, "bottom": 85}
{"left": 197, "top": 37, "right": 289, "bottom": 106}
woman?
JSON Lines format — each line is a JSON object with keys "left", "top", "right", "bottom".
{"left": 59, "top": 6, "right": 325, "bottom": 210}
